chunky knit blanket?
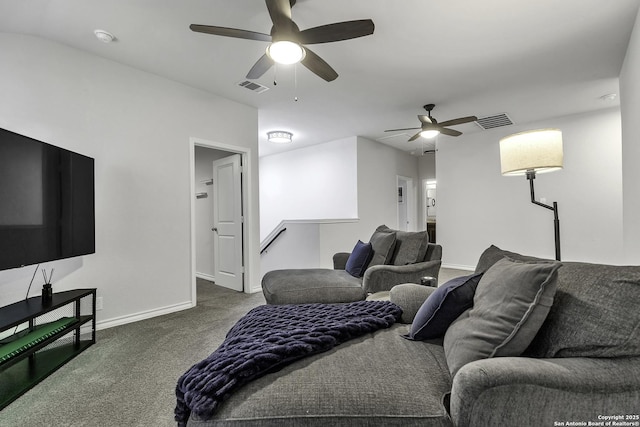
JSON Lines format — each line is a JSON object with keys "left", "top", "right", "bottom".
{"left": 174, "top": 300, "right": 402, "bottom": 426}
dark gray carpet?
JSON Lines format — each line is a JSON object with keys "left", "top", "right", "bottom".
{"left": 1, "top": 279, "right": 266, "bottom": 427}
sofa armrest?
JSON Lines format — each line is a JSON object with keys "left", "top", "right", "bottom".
{"left": 450, "top": 356, "right": 640, "bottom": 427}
{"left": 362, "top": 260, "right": 441, "bottom": 294}
{"left": 333, "top": 252, "right": 350, "bottom": 270}
{"left": 389, "top": 283, "right": 437, "bottom": 323}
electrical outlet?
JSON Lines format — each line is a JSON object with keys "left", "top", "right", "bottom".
{"left": 96, "top": 297, "right": 103, "bottom": 311}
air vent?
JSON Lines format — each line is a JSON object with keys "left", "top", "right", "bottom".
{"left": 237, "top": 80, "right": 269, "bottom": 94}
{"left": 475, "top": 113, "right": 514, "bottom": 130}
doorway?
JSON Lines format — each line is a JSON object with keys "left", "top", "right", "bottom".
{"left": 190, "top": 138, "right": 254, "bottom": 303}
{"left": 397, "top": 175, "right": 415, "bottom": 231}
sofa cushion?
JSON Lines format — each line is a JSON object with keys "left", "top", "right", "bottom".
{"left": 345, "top": 240, "right": 374, "bottom": 278}
{"left": 376, "top": 225, "right": 429, "bottom": 265}
{"left": 444, "top": 257, "right": 560, "bottom": 376}
{"left": 368, "top": 229, "right": 396, "bottom": 267}
{"left": 526, "top": 261, "right": 640, "bottom": 358}
{"left": 476, "top": 245, "right": 640, "bottom": 359}
{"left": 408, "top": 273, "right": 483, "bottom": 340}
{"left": 474, "top": 244, "right": 545, "bottom": 273}
{"left": 187, "top": 324, "right": 453, "bottom": 427}
{"left": 262, "top": 269, "right": 366, "bottom": 305}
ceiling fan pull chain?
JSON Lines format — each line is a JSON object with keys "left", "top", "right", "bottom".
{"left": 273, "top": 64, "right": 278, "bottom": 86}
{"left": 294, "top": 64, "right": 298, "bottom": 102}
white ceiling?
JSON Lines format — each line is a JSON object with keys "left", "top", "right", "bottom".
{"left": 1, "top": 0, "right": 638, "bottom": 157}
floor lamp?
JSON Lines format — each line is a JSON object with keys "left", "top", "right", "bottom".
{"left": 499, "top": 129, "right": 564, "bottom": 261}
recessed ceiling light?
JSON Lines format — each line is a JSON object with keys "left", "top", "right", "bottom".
{"left": 599, "top": 93, "right": 617, "bottom": 102}
{"left": 94, "top": 29, "right": 116, "bottom": 43}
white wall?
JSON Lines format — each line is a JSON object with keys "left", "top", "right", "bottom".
{"left": 194, "top": 147, "right": 234, "bottom": 280}
{"left": 620, "top": 7, "right": 640, "bottom": 263}
{"left": 0, "top": 34, "right": 258, "bottom": 326}
{"left": 260, "top": 221, "right": 321, "bottom": 275}
{"left": 437, "top": 108, "right": 624, "bottom": 269}
{"left": 259, "top": 137, "right": 358, "bottom": 240}
{"left": 318, "top": 137, "right": 420, "bottom": 266}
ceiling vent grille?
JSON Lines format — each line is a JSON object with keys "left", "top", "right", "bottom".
{"left": 475, "top": 113, "right": 514, "bottom": 130}
{"left": 237, "top": 80, "right": 269, "bottom": 94}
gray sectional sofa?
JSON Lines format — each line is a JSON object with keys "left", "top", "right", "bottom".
{"left": 185, "top": 245, "right": 640, "bottom": 426}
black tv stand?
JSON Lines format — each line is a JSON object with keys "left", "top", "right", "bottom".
{"left": 0, "top": 289, "right": 96, "bottom": 410}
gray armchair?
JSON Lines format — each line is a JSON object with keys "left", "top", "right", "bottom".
{"left": 262, "top": 226, "right": 442, "bottom": 304}
{"left": 333, "top": 243, "right": 442, "bottom": 294}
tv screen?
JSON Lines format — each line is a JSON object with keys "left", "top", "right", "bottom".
{"left": 0, "top": 128, "right": 95, "bottom": 271}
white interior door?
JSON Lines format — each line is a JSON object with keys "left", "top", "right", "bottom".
{"left": 212, "top": 154, "right": 243, "bottom": 291}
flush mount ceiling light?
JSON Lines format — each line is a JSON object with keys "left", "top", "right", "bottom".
{"left": 266, "top": 41, "right": 306, "bottom": 65}
{"left": 94, "top": 29, "right": 115, "bottom": 43}
{"left": 267, "top": 131, "right": 293, "bottom": 143}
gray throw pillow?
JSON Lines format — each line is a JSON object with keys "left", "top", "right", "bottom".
{"left": 376, "top": 225, "right": 428, "bottom": 265}
{"left": 443, "top": 257, "right": 560, "bottom": 376}
{"left": 474, "top": 244, "right": 546, "bottom": 274}
{"left": 368, "top": 230, "right": 396, "bottom": 267}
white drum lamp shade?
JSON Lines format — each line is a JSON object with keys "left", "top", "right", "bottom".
{"left": 500, "top": 129, "right": 563, "bottom": 176}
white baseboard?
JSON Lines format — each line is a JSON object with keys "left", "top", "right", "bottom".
{"left": 96, "top": 301, "right": 194, "bottom": 331}
{"left": 441, "top": 263, "right": 475, "bottom": 271}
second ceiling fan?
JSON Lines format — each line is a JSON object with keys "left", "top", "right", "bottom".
{"left": 190, "top": 0, "right": 375, "bottom": 82}
{"left": 385, "top": 104, "right": 478, "bottom": 142}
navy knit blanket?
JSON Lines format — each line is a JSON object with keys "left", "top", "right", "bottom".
{"left": 174, "top": 300, "right": 402, "bottom": 426}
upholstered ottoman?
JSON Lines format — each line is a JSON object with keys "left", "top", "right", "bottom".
{"left": 262, "top": 269, "right": 366, "bottom": 304}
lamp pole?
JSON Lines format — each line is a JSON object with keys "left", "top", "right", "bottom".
{"left": 526, "top": 170, "right": 561, "bottom": 261}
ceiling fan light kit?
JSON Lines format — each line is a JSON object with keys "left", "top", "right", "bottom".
{"left": 266, "top": 41, "right": 305, "bottom": 64}
{"left": 420, "top": 129, "right": 440, "bottom": 139}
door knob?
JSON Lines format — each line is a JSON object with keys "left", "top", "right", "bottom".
{"left": 212, "top": 227, "right": 218, "bottom": 232}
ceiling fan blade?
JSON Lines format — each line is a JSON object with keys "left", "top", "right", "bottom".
{"left": 266, "top": 0, "right": 294, "bottom": 32}
{"left": 408, "top": 132, "right": 422, "bottom": 142}
{"left": 439, "top": 127, "right": 463, "bottom": 137}
{"left": 384, "top": 127, "right": 420, "bottom": 132}
{"left": 418, "top": 115, "right": 433, "bottom": 124}
{"left": 190, "top": 24, "right": 272, "bottom": 42}
{"left": 437, "top": 116, "right": 478, "bottom": 127}
{"left": 246, "top": 54, "right": 274, "bottom": 79}
{"left": 300, "top": 47, "right": 338, "bottom": 81}
{"left": 298, "top": 20, "right": 375, "bottom": 44}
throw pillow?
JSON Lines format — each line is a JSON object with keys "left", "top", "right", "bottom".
{"left": 443, "top": 257, "right": 560, "bottom": 376}
{"left": 376, "top": 225, "right": 429, "bottom": 265}
{"left": 407, "top": 273, "right": 483, "bottom": 340}
{"left": 474, "top": 244, "right": 548, "bottom": 274}
{"left": 345, "top": 240, "right": 374, "bottom": 278}
{"left": 368, "top": 230, "right": 396, "bottom": 267}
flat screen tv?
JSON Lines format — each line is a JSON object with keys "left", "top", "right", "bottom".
{"left": 0, "top": 127, "right": 95, "bottom": 271}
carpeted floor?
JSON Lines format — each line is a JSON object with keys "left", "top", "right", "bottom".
{"left": 1, "top": 279, "right": 266, "bottom": 427}
{"left": 1, "top": 268, "right": 468, "bottom": 427}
